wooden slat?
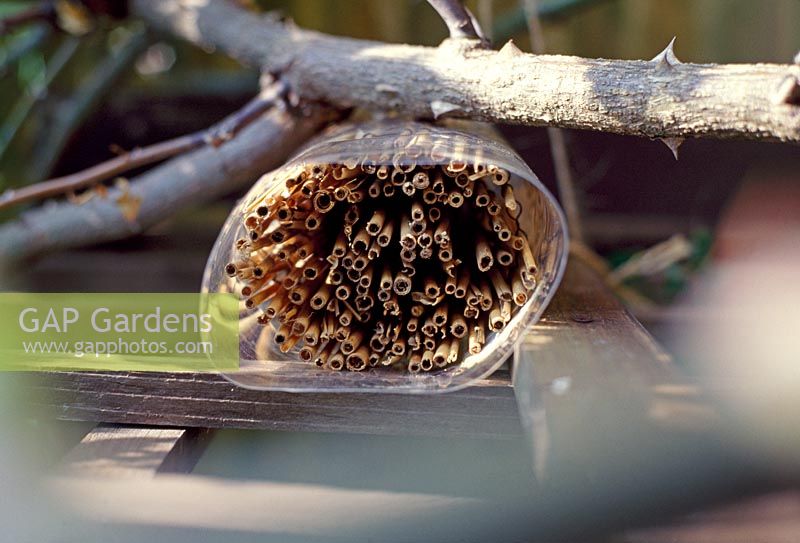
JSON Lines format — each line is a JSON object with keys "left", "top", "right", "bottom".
{"left": 33, "top": 370, "right": 520, "bottom": 438}
{"left": 509, "top": 260, "right": 749, "bottom": 537}
{"left": 58, "top": 424, "right": 212, "bottom": 478}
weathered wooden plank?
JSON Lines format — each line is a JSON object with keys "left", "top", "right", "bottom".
{"left": 58, "top": 424, "right": 212, "bottom": 478}
{"left": 508, "top": 260, "right": 750, "bottom": 539}
{"left": 33, "top": 370, "right": 520, "bottom": 438}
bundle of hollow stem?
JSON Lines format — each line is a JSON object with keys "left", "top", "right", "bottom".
{"left": 225, "top": 140, "right": 538, "bottom": 373}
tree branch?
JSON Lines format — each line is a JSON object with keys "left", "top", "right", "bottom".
{"left": 0, "top": 84, "right": 288, "bottom": 211}
{"left": 426, "top": 0, "right": 486, "bottom": 42}
{"left": 0, "top": 106, "right": 330, "bottom": 262}
{"left": 132, "top": 0, "right": 800, "bottom": 143}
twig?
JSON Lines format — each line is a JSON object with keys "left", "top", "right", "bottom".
{"left": 0, "top": 104, "right": 332, "bottom": 262}
{"left": 426, "top": 0, "right": 486, "bottom": 41}
{"left": 0, "top": 3, "right": 54, "bottom": 36}
{"left": 0, "top": 36, "right": 80, "bottom": 160}
{"left": 28, "top": 27, "right": 149, "bottom": 182}
{"left": 132, "top": 0, "right": 800, "bottom": 144}
{"left": 0, "top": 83, "right": 288, "bottom": 211}
{"left": 522, "top": 0, "right": 584, "bottom": 242}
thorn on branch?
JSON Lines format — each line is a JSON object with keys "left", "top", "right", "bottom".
{"left": 497, "top": 39, "right": 524, "bottom": 59}
{"left": 774, "top": 74, "right": 800, "bottom": 106}
{"left": 651, "top": 36, "right": 682, "bottom": 69}
{"left": 426, "top": 0, "right": 488, "bottom": 43}
{"left": 430, "top": 100, "right": 462, "bottom": 119}
{"left": 658, "top": 137, "right": 685, "bottom": 160}
{"left": 205, "top": 80, "right": 289, "bottom": 146}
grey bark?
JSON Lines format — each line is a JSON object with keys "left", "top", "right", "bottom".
{"left": 0, "top": 108, "right": 327, "bottom": 262}
{"left": 133, "top": 0, "right": 800, "bottom": 143}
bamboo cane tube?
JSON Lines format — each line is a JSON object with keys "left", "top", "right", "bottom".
{"left": 488, "top": 165, "right": 510, "bottom": 185}
{"left": 353, "top": 255, "right": 368, "bottom": 272}
{"left": 455, "top": 270, "right": 470, "bottom": 299}
{"left": 433, "top": 341, "right": 449, "bottom": 368}
{"left": 449, "top": 314, "right": 467, "bottom": 338}
{"left": 476, "top": 237, "right": 494, "bottom": 272}
{"left": 377, "top": 221, "right": 394, "bottom": 247}
{"left": 468, "top": 324, "right": 485, "bottom": 354}
{"left": 444, "top": 274, "right": 457, "bottom": 295}
{"left": 329, "top": 350, "right": 345, "bottom": 371}
{"left": 412, "top": 171, "right": 430, "bottom": 189}
{"left": 331, "top": 273, "right": 354, "bottom": 296}
{"left": 420, "top": 350, "right": 434, "bottom": 372}
{"left": 521, "top": 243, "right": 538, "bottom": 275}
{"left": 264, "top": 291, "right": 289, "bottom": 319}
{"left": 447, "top": 191, "right": 465, "bottom": 208}
{"left": 423, "top": 276, "right": 441, "bottom": 298}
{"left": 341, "top": 329, "right": 364, "bottom": 355}
{"left": 421, "top": 316, "right": 437, "bottom": 337}
{"left": 501, "top": 185, "right": 517, "bottom": 211}
{"left": 447, "top": 338, "right": 460, "bottom": 364}
{"left": 304, "top": 320, "right": 321, "bottom": 346}
{"left": 352, "top": 228, "right": 371, "bottom": 254}
{"left": 489, "top": 270, "right": 512, "bottom": 302}
{"left": 479, "top": 280, "right": 494, "bottom": 311}
{"left": 368, "top": 178, "right": 382, "bottom": 198}
{"left": 433, "top": 304, "right": 448, "bottom": 327}
{"left": 500, "top": 300, "right": 512, "bottom": 323}
{"left": 496, "top": 249, "right": 513, "bottom": 266}
{"left": 339, "top": 308, "right": 354, "bottom": 327}
{"left": 408, "top": 353, "right": 422, "bottom": 373}
{"left": 367, "top": 238, "right": 383, "bottom": 260}
{"left": 391, "top": 337, "right": 407, "bottom": 356}
{"left": 393, "top": 273, "right": 412, "bottom": 296}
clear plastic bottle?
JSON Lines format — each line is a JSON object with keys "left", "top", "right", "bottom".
{"left": 202, "top": 121, "right": 568, "bottom": 393}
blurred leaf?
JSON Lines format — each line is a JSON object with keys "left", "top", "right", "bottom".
{"left": 16, "top": 48, "right": 45, "bottom": 89}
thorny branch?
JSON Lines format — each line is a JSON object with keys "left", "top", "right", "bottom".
{"left": 130, "top": 0, "right": 800, "bottom": 144}
{"left": 0, "top": 83, "right": 289, "bottom": 211}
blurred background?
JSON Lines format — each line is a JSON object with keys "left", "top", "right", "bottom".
{"left": 0, "top": 1, "right": 799, "bottom": 541}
